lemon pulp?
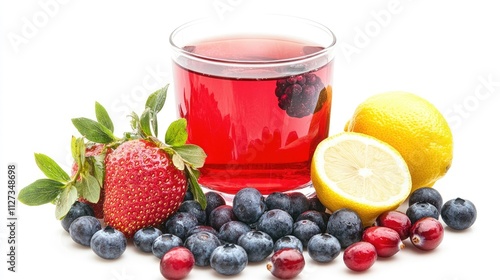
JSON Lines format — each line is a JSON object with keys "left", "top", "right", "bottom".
{"left": 312, "top": 132, "right": 412, "bottom": 226}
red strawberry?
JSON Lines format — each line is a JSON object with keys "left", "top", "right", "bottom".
{"left": 18, "top": 85, "right": 207, "bottom": 232}
{"left": 103, "top": 139, "right": 188, "bottom": 238}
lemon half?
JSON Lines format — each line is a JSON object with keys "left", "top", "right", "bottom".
{"left": 311, "top": 132, "right": 412, "bottom": 226}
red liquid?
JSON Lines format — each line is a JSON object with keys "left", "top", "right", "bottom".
{"left": 173, "top": 38, "right": 333, "bottom": 195}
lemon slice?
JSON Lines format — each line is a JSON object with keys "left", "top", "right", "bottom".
{"left": 311, "top": 132, "right": 412, "bottom": 226}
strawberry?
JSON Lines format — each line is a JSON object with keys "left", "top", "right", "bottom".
{"left": 103, "top": 139, "right": 187, "bottom": 238}
{"left": 18, "top": 85, "right": 207, "bottom": 234}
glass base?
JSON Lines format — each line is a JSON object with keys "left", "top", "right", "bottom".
{"left": 200, "top": 181, "right": 317, "bottom": 205}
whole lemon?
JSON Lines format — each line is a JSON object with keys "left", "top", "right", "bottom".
{"left": 345, "top": 91, "right": 453, "bottom": 193}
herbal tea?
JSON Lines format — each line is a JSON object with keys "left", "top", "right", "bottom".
{"left": 173, "top": 37, "right": 333, "bottom": 195}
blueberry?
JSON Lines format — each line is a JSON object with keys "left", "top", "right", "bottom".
{"left": 292, "top": 220, "right": 321, "bottom": 248}
{"left": 184, "top": 231, "right": 221, "bottom": 267}
{"left": 90, "top": 226, "right": 127, "bottom": 259}
{"left": 441, "top": 198, "right": 477, "bottom": 230}
{"left": 61, "top": 201, "right": 95, "bottom": 232}
{"left": 164, "top": 212, "right": 199, "bottom": 241}
{"left": 133, "top": 226, "right": 162, "bottom": 253}
{"left": 69, "top": 216, "right": 101, "bottom": 246}
{"left": 326, "top": 208, "right": 363, "bottom": 248}
{"left": 265, "top": 192, "right": 291, "bottom": 212}
{"left": 178, "top": 200, "right": 207, "bottom": 225}
{"left": 205, "top": 191, "right": 226, "bottom": 221}
{"left": 237, "top": 230, "right": 274, "bottom": 262}
{"left": 308, "top": 195, "right": 326, "bottom": 212}
{"left": 288, "top": 192, "right": 310, "bottom": 220}
{"left": 406, "top": 202, "right": 439, "bottom": 224}
{"left": 152, "top": 233, "right": 183, "bottom": 259}
{"left": 210, "top": 244, "right": 248, "bottom": 276}
{"left": 274, "top": 235, "right": 303, "bottom": 253}
{"left": 409, "top": 187, "right": 443, "bottom": 213}
{"left": 218, "top": 221, "right": 252, "bottom": 244}
{"left": 209, "top": 205, "right": 238, "bottom": 231}
{"left": 307, "top": 233, "right": 341, "bottom": 263}
{"left": 183, "top": 189, "right": 194, "bottom": 201}
{"left": 187, "top": 225, "right": 218, "bottom": 237}
{"left": 232, "top": 188, "right": 266, "bottom": 224}
{"left": 256, "top": 209, "right": 294, "bottom": 241}
{"left": 296, "top": 210, "right": 328, "bottom": 232}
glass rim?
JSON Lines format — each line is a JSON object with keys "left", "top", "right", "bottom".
{"left": 169, "top": 14, "right": 336, "bottom": 66}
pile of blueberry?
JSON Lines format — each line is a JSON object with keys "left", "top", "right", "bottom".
{"left": 62, "top": 186, "right": 477, "bottom": 279}
{"left": 275, "top": 73, "right": 328, "bottom": 118}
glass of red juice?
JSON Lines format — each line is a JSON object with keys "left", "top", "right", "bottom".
{"left": 169, "top": 15, "right": 336, "bottom": 197}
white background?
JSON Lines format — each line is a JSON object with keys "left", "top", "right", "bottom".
{"left": 1, "top": 0, "right": 499, "bottom": 279}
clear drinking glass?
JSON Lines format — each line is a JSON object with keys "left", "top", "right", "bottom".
{"left": 169, "top": 14, "right": 336, "bottom": 197}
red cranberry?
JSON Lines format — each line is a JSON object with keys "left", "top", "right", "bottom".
{"left": 343, "top": 241, "right": 377, "bottom": 272}
{"left": 362, "top": 226, "right": 404, "bottom": 257}
{"left": 267, "top": 248, "right": 305, "bottom": 279}
{"left": 160, "top": 247, "right": 195, "bottom": 280}
{"left": 376, "top": 210, "right": 412, "bottom": 240}
{"left": 410, "top": 217, "right": 444, "bottom": 251}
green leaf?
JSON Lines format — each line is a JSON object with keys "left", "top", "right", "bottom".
{"left": 129, "top": 111, "right": 140, "bottom": 132}
{"left": 172, "top": 144, "right": 207, "bottom": 169}
{"left": 70, "top": 136, "right": 86, "bottom": 173}
{"left": 165, "top": 118, "right": 188, "bottom": 146}
{"left": 140, "top": 108, "right": 153, "bottom": 137}
{"left": 34, "top": 153, "right": 70, "bottom": 182}
{"left": 91, "top": 153, "right": 106, "bottom": 187}
{"left": 146, "top": 84, "right": 168, "bottom": 113}
{"left": 55, "top": 185, "right": 78, "bottom": 219}
{"left": 72, "top": 117, "right": 116, "bottom": 143}
{"left": 95, "top": 102, "right": 114, "bottom": 133}
{"left": 145, "top": 85, "right": 168, "bottom": 137}
{"left": 18, "top": 179, "right": 64, "bottom": 206}
{"left": 172, "top": 153, "right": 185, "bottom": 171}
{"left": 77, "top": 174, "right": 101, "bottom": 203}
{"left": 186, "top": 167, "right": 206, "bottom": 209}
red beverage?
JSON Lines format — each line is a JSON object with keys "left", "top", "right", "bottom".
{"left": 173, "top": 37, "right": 333, "bottom": 195}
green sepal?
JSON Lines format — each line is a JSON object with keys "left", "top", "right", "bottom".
{"left": 140, "top": 108, "right": 153, "bottom": 137}
{"left": 72, "top": 117, "right": 116, "bottom": 144}
{"left": 186, "top": 167, "right": 206, "bottom": 209}
{"left": 146, "top": 84, "right": 168, "bottom": 114}
{"left": 18, "top": 179, "right": 64, "bottom": 206}
{"left": 34, "top": 153, "right": 70, "bottom": 182}
{"left": 91, "top": 153, "right": 106, "bottom": 187}
{"left": 76, "top": 174, "right": 100, "bottom": 203}
{"left": 95, "top": 101, "right": 114, "bottom": 133}
{"left": 145, "top": 85, "right": 168, "bottom": 137}
{"left": 165, "top": 118, "right": 188, "bottom": 147}
{"left": 55, "top": 185, "right": 78, "bottom": 220}
{"left": 70, "top": 136, "right": 86, "bottom": 173}
{"left": 171, "top": 144, "right": 207, "bottom": 169}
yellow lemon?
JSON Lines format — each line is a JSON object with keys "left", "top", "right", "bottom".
{"left": 345, "top": 92, "right": 453, "bottom": 193}
{"left": 311, "top": 132, "right": 412, "bottom": 227}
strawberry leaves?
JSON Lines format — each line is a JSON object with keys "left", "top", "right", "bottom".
{"left": 72, "top": 101, "right": 117, "bottom": 144}
{"left": 18, "top": 178, "right": 65, "bottom": 206}
{"left": 18, "top": 138, "right": 105, "bottom": 219}
{"left": 163, "top": 118, "right": 207, "bottom": 209}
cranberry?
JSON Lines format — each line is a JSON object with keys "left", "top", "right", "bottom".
{"left": 343, "top": 241, "right": 377, "bottom": 272}
{"left": 266, "top": 248, "right": 305, "bottom": 279}
{"left": 376, "top": 210, "right": 412, "bottom": 240}
{"left": 362, "top": 226, "right": 404, "bottom": 257}
{"left": 160, "top": 247, "right": 195, "bottom": 280}
{"left": 410, "top": 217, "right": 444, "bottom": 251}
